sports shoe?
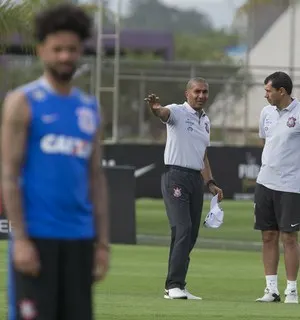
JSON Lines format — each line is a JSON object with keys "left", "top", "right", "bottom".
{"left": 164, "top": 288, "right": 187, "bottom": 299}
{"left": 256, "top": 287, "right": 281, "bottom": 302}
{"left": 284, "top": 289, "right": 298, "bottom": 304}
{"left": 183, "top": 288, "right": 202, "bottom": 300}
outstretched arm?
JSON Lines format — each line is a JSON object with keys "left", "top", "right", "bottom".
{"left": 145, "top": 93, "right": 170, "bottom": 122}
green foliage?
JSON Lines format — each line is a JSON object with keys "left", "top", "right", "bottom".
{"left": 122, "top": 50, "right": 163, "bottom": 61}
{"left": 125, "top": 0, "right": 212, "bottom": 36}
{"left": 175, "top": 30, "right": 240, "bottom": 62}
{"left": 0, "top": 0, "right": 97, "bottom": 54}
{"left": 123, "top": 0, "right": 241, "bottom": 63}
{"left": 0, "top": 0, "right": 240, "bottom": 63}
{"left": 0, "top": 0, "right": 245, "bottom": 142}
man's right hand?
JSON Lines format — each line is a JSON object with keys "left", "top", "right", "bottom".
{"left": 144, "top": 93, "right": 170, "bottom": 122}
{"left": 144, "top": 93, "right": 161, "bottom": 110}
{"left": 13, "top": 238, "right": 40, "bottom": 277}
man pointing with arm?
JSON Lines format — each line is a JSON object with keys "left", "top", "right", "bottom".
{"left": 145, "top": 77, "right": 223, "bottom": 300}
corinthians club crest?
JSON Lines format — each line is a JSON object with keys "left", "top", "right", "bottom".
{"left": 76, "top": 107, "right": 97, "bottom": 134}
{"left": 287, "top": 116, "right": 296, "bottom": 128}
{"left": 205, "top": 122, "right": 210, "bottom": 134}
{"left": 173, "top": 187, "right": 182, "bottom": 198}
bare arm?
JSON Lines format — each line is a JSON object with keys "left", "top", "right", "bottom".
{"left": 1, "top": 91, "right": 30, "bottom": 240}
{"left": 201, "top": 149, "right": 214, "bottom": 185}
{"left": 260, "top": 139, "right": 265, "bottom": 147}
{"left": 201, "top": 149, "right": 223, "bottom": 200}
{"left": 150, "top": 106, "right": 170, "bottom": 123}
{"left": 145, "top": 93, "right": 170, "bottom": 122}
{"left": 89, "top": 125, "right": 109, "bottom": 249}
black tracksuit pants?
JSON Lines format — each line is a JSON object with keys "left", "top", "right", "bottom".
{"left": 161, "top": 165, "right": 204, "bottom": 290}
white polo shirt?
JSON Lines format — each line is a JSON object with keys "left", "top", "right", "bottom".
{"left": 257, "top": 98, "right": 300, "bottom": 193}
{"left": 162, "top": 102, "right": 210, "bottom": 171}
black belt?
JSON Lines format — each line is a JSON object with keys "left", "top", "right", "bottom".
{"left": 165, "top": 165, "right": 201, "bottom": 174}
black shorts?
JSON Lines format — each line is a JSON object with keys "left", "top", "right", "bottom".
{"left": 8, "top": 238, "right": 94, "bottom": 320}
{"left": 254, "top": 183, "right": 300, "bottom": 232}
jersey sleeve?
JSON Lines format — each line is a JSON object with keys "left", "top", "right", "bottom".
{"left": 161, "top": 104, "right": 181, "bottom": 125}
{"left": 258, "top": 108, "right": 266, "bottom": 139}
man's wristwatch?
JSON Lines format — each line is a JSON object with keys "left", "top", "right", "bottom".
{"left": 206, "top": 179, "right": 217, "bottom": 189}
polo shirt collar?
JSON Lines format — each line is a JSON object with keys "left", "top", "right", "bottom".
{"left": 183, "top": 101, "right": 206, "bottom": 117}
{"left": 276, "top": 98, "right": 298, "bottom": 112}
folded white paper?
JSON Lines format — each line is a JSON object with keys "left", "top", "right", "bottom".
{"left": 203, "top": 194, "right": 224, "bottom": 228}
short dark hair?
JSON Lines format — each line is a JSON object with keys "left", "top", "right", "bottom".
{"left": 34, "top": 4, "right": 92, "bottom": 42}
{"left": 186, "top": 77, "right": 208, "bottom": 90}
{"left": 264, "top": 71, "right": 293, "bottom": 95}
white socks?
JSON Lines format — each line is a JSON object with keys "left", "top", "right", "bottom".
{"left": 266, "top": 275, "right": 278, "bottom": 293}
{"left": 266, "top": 275, "right": 297, "bottom": 293}
{"left": 286, "top": 280, "right": 297, "bottom": 292}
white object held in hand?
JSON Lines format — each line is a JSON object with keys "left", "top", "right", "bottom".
{"left": 203, "top": 194, "right": 224, "bottom": 228}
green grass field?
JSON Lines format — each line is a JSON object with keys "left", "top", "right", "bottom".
{"left": 0, "top": 199, "right": 299, "bottom": 319}
{"left": 136, "top": 199, "right": 261, "bottom": 243}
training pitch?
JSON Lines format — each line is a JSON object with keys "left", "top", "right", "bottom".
{"left": 0, "top": 199, "right": 299, "bottom": 319}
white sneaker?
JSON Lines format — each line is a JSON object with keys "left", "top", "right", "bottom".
{"left": 284, "top": 289, "right": 299, "bottom": 304}
{"left": 256, "top": 288, "right": 281, "bottom": 302}
{"left": 164, "top": 288, "right": 187, "bottom": 299}
{"left": 183, "top": 288, "right": 202, "bottom": 300}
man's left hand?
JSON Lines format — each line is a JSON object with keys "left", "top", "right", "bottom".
{"left": 209, "top": 184, "right": 224, "bottom": 202}
{"left": 93, "top": 243, "right": 110, "bottom": 282}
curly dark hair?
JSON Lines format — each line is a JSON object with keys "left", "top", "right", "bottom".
{"left": 34, "top": 3, "right": 92, "bottom": 42}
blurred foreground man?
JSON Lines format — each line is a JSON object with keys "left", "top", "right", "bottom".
{"left": 1, "top": 4, "right": 109, "bottom": 319}
{"left": 145, "top": 78, "right": 223, "bottom": 300}
{"left": 255, "top": 71, "right": 300, "bottom": 304}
